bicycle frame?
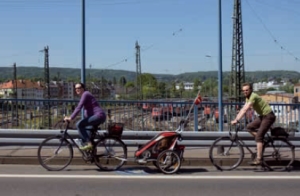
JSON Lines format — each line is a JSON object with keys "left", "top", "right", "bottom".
{"left": 228, "top": 129, "right": 256, "bottom": 157}
{"left": 56, "top": 122, "right": 98, "bottom": 160}
{"left": 226, "top": 125, "right": 293, "bottom": 165}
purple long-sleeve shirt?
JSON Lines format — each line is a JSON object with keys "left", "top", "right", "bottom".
{"left": 70, "top": 91, "right": 105, "bottom": 120}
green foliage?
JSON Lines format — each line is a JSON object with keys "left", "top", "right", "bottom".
{"left": 0, "top": 67, "right": 299, "bottom": 89}
{"left": 119, "top": 76, "right": 127, "bottom": 86}
{"left": 125, "top": 81, "right": 135, "bottom": 88}
{"left": 193, "top": 78, "right": 201, "bottom": 93}
{"left": 279, "top": 84, "right": 294, "bottom": 93}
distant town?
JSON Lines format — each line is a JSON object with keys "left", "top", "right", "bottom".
{"left": 0, "top": 78, "right": 299, "bottom": 105}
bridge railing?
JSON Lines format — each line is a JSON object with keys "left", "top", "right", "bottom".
{"left": 1, "top": 129, "right": 300, "bottom": 147}
{"left": 0, "top": 98, "right": 299, "bottom": 131}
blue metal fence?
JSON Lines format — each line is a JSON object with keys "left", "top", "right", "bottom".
{"left": 0, "top": 98, "right": 299, "bottom": 131}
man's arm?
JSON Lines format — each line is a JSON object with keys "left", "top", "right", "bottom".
{"left": 232, "top": 102, "right": 253, "bottom": 124}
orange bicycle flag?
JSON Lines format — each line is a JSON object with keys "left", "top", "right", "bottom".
{"left": 194, "top": 95, "right": 202, "bottom": 105}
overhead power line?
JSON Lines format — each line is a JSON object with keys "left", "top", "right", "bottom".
{"left": 101, "top": 28, "right": 184, "bottom": 69}
{"left": 245, "top": 0, "right": 299, "bottom": 62}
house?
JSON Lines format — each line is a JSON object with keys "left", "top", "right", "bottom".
{"left": 260, "top": 91, "right": 295, "bottom": 104}
{"left": 175, "top": 82, "right": 195, "bottom": 90}
{"left": 294, "top": 83, "right": 300, "bottom": 101}
{"left": 0, "top": 79, "right": 43, "bottom": 99}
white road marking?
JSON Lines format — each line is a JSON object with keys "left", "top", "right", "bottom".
{"left": 0, "top": 174, "right": 300, "bottom": 179}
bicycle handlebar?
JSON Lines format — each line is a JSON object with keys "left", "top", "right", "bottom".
{"left": 229, "top": 123, "right": 244, "bottom": 133}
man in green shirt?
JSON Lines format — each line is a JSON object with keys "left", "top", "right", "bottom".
{"left": 231, "top": 83, "right": 276, "bottom": 165}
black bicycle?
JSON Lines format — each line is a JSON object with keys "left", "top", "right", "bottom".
{"left": 209, "top": 124, "right": 295, "bottom": 171}
{"left": 37, "top": 120, "right": 127, "bottom": 171}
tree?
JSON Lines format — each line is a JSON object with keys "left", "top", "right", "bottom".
{"left": 137, "top": 73, "right": 157, "bottom": 87}
{"left": 201, "top": 78, "right": 218, "bottom": 97}
{"left": 157, "top": 82, "right": 167, "bottom": 98}
{"left": 113, "top": 77, "right": 117, "bottom": 85}
{"left": 170, "top": 81, "right": 178, "bottom": 98}
{"left": 179, "top": 82, "right": 185, "bottom": 98}
{"left": 125, "top": 81, "right": 135, "bottom": 94}
{"left": 279, "top": 84, "right": 294, "bottom": 93}
{"left": 119, "top": 76, "right": 127, "bottom": 86}
{"left": 193, "top": 78, "right": 201, "bottom": 93}
{"left": 137, "top": 73, "right": 158, "bottom": 99}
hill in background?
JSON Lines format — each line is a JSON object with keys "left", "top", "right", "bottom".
{"left": 0, "top": 66, "right": 299, "bottom": 83}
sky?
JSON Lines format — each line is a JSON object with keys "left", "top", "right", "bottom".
{"left": 0, "top": 0, "right": 299, "bottom": 75}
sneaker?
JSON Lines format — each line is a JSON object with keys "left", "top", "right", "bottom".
{"left": 249, "top": 158, "right": 262, "bottom": 166}
{"left": 80, "top": 144, "right": 93, "bottom": 151}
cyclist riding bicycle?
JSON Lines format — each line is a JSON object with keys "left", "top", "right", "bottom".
{"left": 64, "top": 83, "right": 106, "bottom": 151}
{"left": 231, "top": 83, "right": 276, "bottom": 165}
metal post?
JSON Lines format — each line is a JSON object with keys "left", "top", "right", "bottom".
{"left": 218, "top": 0, "right": 224, "bottom": 132}
{"left": 81, "top": 0, "right": 86, "bottom": 119}
{"left": 298, "top": 107, "right": 300, "bottom": 131}
{"left": 81, "top": 0, "right": 86, "bottom": 85}
{"left": 194, "top": 105, "right": 198, "bottom": 132}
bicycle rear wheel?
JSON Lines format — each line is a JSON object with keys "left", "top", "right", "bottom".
{"left": 209, "top": 136, "right": 244, "bottom": 171}
{"left": 94, "top": 136, "right": 127, "bottom": 171}
{"left": 37, "top": 135, "right": 73, "bottom": 171}
{"left": 156, "top": 150, "right": 181, "bottom": 174}
{"left": 262, "top": 137, "right": 295, "bottom": 171}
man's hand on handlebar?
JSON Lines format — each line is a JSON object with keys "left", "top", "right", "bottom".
{"left": 231, "top": 119, "right": 239, "bottom": 125}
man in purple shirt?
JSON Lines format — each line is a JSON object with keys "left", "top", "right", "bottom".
{"left": 64, "top": 83, "right": 106, "bottom": 150}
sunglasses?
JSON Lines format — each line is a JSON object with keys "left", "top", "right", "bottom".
{"left": 75, "top": 87, "right": 82, "bottom": 90}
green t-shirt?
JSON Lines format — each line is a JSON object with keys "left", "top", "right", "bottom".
{"left": 246, "top": 92, "right": 272, "bottom": 116}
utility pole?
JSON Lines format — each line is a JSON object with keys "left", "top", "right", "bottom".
{"left": 218, "top": 0, "right": 224, "bottom": 131}
{"left": 40, "top": 46, "right": 51, "bottom": 129}
{"left": 13, "top": 62, "right": 18, "bottom": 126}
{"left": 135, "top": 41, "right": 142, "bottom": 100}
{"left": 135, "top": 41, "right": 144, "bottom": 130}
{"left": 81, "top": 0, "right": 86, "bottom": 86}
{"left": 89, "top": 64, "right": 92, "bottom": 91}
{"left": 101, "top": 75, "right": 104, "bottom": 98}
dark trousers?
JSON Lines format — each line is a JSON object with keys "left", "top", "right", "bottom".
{"left": 246, "top": 112, "right": 276, "bottom": 142}
{"left": 76, "top": 114, "right": 106, "bottom": 143}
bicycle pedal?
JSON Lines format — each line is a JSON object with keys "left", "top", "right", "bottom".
{"left": 83, "top": 156, "right": 92, "bottom": 162}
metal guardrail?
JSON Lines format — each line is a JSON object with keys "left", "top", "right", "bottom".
{"left": 1, "top": 129, "right": 300, "bottom": 147}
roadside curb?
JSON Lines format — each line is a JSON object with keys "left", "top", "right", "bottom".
{"left": 4, "top": 157, "right": 299, "bottom": 167}
{"left": 0, "top": 156, "right": 213, "bottom": 166}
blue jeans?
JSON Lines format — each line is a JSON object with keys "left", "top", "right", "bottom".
{"left": 76, "top": 114, "right": 106, "bottom": 143}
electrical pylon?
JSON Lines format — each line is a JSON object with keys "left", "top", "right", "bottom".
{"left": 230, "top": 0, "right": 245, "bottom": 103}
{"left": 135, "top": 41, "right": 142, "bottom": 100}
{"left": 40, "top": 46, "right": 51, "bottom": 129}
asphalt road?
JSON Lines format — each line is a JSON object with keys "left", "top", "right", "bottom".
{"left": 1, "top": 165, "right": 300, "bottom": 196}
{"left": 1, "top": 177, "right": 300, "bottom": 196}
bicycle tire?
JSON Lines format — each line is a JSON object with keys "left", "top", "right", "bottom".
{"left": 156, "top": 150, "right": 181, "bottom": 174}
{"left": 93, "top": 136, "right": 127, "bottom": 171}
{"left": 37, "top": 135, "right": 73, "bottom": 171}
{"left": 262, "top": 137, "right": 295, "bottom": 171}
{"left": 209, "top": 136, "right": 244, "bottom": 171}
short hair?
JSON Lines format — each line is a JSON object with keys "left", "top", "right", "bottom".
{"left": 242, "top": 83, "right": 253, "bottom": 90}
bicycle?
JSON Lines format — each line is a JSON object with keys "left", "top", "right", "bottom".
{"left": 209, "top": 124, "right": 295, "bottom": 171}
{"left": 37, "top": 120, "right": 127, "bottom": 171}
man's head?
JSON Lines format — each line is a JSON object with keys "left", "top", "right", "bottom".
{"left": 242, "top": 83, "right": 253, "bottom": 98}
{"left": 74, "top": 83, "right": 85, "bottom": 96}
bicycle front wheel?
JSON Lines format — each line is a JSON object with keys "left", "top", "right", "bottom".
{"left": 263, "top": 137, "right": 295, "bottom": 171}
{"left": 94, "top": 136, "right": 127, "bottom": 171}
{"left": 209, "top": 136, "right": 244, "bottom": 171}
{"left": 37, "top": 135, "right": 73, "bottom": 171}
